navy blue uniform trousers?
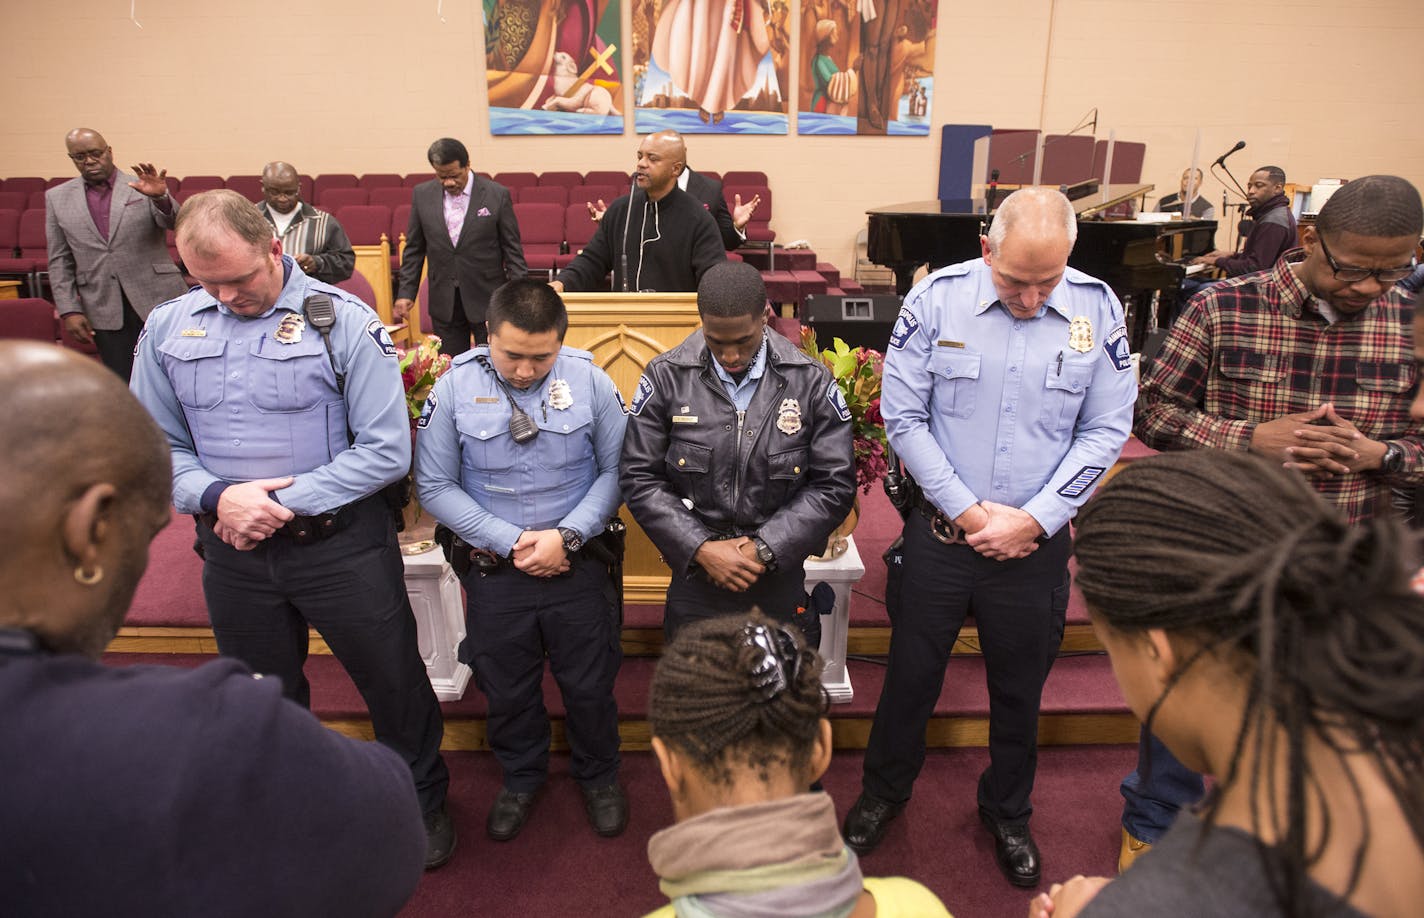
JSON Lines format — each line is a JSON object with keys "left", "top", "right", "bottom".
{"left": 461, "top": 554, "right": 622, "bottom": 793}
{"left": 197, "top": 495, "right": 449, "bottom": 816}
{"left": 862, "top": 513, "right": 1070, "bottom": 827}
{"left": 664, "top": 563, "right": 807, "bottom": 641}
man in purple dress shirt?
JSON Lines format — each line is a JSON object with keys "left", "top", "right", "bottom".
{"left": 44, "top": 128, "right": 187, "bottom": 381}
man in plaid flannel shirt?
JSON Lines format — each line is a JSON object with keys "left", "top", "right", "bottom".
{"left": 1117, "top": 174, "right": 1424, "bottom": 870}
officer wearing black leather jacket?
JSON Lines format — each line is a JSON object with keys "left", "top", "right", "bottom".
{"left": 620, "top": 261, "right": 856, "bottom": 638}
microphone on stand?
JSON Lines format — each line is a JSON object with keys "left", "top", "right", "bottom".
{"left": 987, "top": 168, "right": 1000, "bottom": 211}
{"left": 1213, "top": 140, "right": 1246, "bottom": 167}
{"left": 620, "top": 173, "right": 637, "bottom": 293}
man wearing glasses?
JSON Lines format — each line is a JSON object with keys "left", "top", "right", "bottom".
{"left": 1128, "top": 173, "right": 1424, "bottom": 868}
{"left": 45, "top": 128, "right": 186, "bottom": 381}
{"left": 255, "top": 161, "right": 355, "bottom": 285}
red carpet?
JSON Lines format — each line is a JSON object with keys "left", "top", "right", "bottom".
{"left": 402, "top": 746, "right": 1134, "bottom": 918}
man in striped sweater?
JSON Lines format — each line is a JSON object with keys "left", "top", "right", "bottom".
{"left": 256, "top": 161, "right": 355, "bottom": 285}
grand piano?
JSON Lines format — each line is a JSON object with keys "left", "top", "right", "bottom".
{"left": 867, "top": 184, "right": 1217, "bottom": 352}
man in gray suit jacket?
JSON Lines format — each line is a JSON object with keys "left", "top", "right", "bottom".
{"left": 391, "top": 138, "right": 526, "bottom": 358}
{"left": 45, "top": 128, "right": 186, "bottom": 381}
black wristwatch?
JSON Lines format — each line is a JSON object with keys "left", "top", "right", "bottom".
{"left": 751, "top": 536, "right": 777, "bottom": 569}
{"left": 1380, "top": 441, "right": 1405, "bottom": 474}
{"left": 558, "top": 527, "right": 584, "bottom": 553}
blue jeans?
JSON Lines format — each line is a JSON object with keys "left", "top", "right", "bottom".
{"left": 1120, "top": 726, "right": 1205, "bottom": 843}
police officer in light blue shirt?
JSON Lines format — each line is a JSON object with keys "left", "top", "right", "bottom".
{"left": 129, "top": 190, "right": 454, "bottom": 870}
{"left": 842, "top": 189, "right": 1137, "bottom": 887}
{"left": 415, "top": 279, "right": 629, "bottom": 843}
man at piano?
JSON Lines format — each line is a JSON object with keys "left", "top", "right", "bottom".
{"left": 1126, "top": 174, "right": 1424, "bottom": 869}
{"left": 1154, "top": 167, "right": 1215, "bottom": 220}
{"left": 842, "top": 187, "right": 1137, "bottom": 887}
{"left": 1191, "top": 165, "right": 1295, "bottom": 277}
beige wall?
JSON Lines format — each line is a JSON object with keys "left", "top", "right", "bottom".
{"left": 5, "top": 0, "right": 1422, "bottom": 270}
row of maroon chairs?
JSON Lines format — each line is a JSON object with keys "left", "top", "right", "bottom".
{"left": 0, "top": 297, "right": 99, "bottom": 355}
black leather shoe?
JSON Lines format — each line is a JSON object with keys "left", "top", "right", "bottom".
{"left": 582, "top": 782, "right": 629, "bottom": 837}
{"left": 980, "top": 812, "right": 1041, "bottom": 887}
{"left": 423, "top": 804, "right": 456, "bottom": 869}
{"left": 486, "top": 788, "right": 536, "bottom": 842}
{"left": 842, "top": 793, "right": 903, "bottom": 856}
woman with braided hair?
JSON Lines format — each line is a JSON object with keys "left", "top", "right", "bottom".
{"left": 1031, "top": 449, "right": 1424, "bottom": 918}
{"left": 643, "top": 612, "right": 951, "bottom": 917}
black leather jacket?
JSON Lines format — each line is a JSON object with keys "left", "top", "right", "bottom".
{"left": 620, "top": 329, "right": 856, "bottom": 574}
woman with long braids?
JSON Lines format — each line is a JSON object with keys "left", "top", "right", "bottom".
{"left": 1031, "top": 449, "right": 1424, "bottom": 918}
{"left": 643, "top": 612, "right": 951, "bottom": 917}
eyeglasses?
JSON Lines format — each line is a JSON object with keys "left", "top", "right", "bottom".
{"left": 741, "top": 622, "right": 803, "bottom": 701}
{"left": 1317, "top": 234, "right": 1417, "bottom": 284}
{"left": 68, "top": 147, "right": 110, "bottom": 164}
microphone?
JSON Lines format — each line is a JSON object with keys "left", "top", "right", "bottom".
{"left": 987, "top": 168, "right": 1000, "bottom": 210}
{"left": 1213, "top": 140, "right": 1246, "bottom": 167}
{"left": 620, "top": 173, "right": 637, "bottom": 293}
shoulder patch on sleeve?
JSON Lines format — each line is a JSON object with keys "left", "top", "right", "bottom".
{"left": 629, "top": 374, "right": 655, "bottom": 416}
{"left": 827, "top": 380, "right": 851, "bottom": 422}
{"left": 1057, "top": 466, "right": 1106, "bottom": 498}
{"left": 416, "top": 391, "right": 438, "bottom": 429}
{"left": 888, "top": 307, "right": 921, "bottom": 350}
{"left": 1102, "top": 324, "right": 1133, "bottom": 373}
{"left": 365, "top": 318, "right": 397, "bottom": 358}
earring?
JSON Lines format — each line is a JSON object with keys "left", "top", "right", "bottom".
{"left": 74, "top": 564, "right": 103, "bottom": 586}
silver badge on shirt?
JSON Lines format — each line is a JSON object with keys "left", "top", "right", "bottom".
{"left": 274, "top": 313, "right": 305, "bottom": 345}
{"left": 1068, "top": 315, "right": 1094, "bottom": 353}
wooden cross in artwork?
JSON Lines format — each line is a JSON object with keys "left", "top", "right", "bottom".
{"left": 556, "top": 43, "right": 618, "bottom": 98}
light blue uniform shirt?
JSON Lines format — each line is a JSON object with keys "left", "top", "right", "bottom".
{"left": 881, "top": 258, "right": 1137, "bottom": 538}
{"left": 414, "top": 345, "right": 627, "bottom": 556}
{"left": 709, "top": 333, "right": 768, "bottom": 410}
{"left": 130, "top": 257, "right": 410, "bottom": 516}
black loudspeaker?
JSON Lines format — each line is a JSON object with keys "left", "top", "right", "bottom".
{"left": 803, "top": 294, "right": 902, "bottom": 352}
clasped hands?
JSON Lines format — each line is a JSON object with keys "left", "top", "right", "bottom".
{"left": 957, "top": 501, "right": 1043, "bottom": 561}
{"left": 214, "top": 477, "right": 295, "bottom": 550}
{"left": 694, "top": 536, "right": 765, "bottom": 592}
{"left": 1250, "top": 403, "right": 1386, "bottom": 478}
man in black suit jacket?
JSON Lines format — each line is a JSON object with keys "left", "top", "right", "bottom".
{"left": 683, "top": 167, "right": 759, "bottom": 251}
{"left": 392, "top": 138, "right": 526, "bottom": 357}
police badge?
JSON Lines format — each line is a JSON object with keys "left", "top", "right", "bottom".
{"left": 548, "top": 378, "right": 572, "bottom": 410}
{"left": 274, "top": 313, "right": 305, "bottom": 344}
{"left": 776, "top": 398, "right": 802, "bottom": 435}
{"left": 1068, "top": 315, "right": 1094, "bottom": 353}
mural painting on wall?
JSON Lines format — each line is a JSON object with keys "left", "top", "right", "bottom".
{"left": 484, "top": 0, "right": 625, "bottom": 134}
{"left": 631, "top": 0, "right": 792, "bottom": 134}
{"left": 797, "top": 0, "right": 936, "bottom": 136}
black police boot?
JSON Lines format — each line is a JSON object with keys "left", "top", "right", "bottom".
{"left": 980, "top": 811, "right": 1042, "bottom": 887}
{"left": 486, "top": 787, "right": 537, "bottom": 842}
{"left": 841, "top": 793, "right": 903, "bottom": 856}
{"left": 581, "top": 782, "right": 629, "bottom": 837}
{"left": 423, "top": 803, "right": 456, "bottom": 869}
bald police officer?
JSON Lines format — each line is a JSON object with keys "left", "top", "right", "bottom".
{"left": 129, "top": 190, "right": 454, "bottom": 869}
{"left": 620, "top": 260, "right": 856, "bottom": 638}
{"left": 842, "top": 188, "right": 1137, "bottom": 887}
{"left": 415, "top": 280, "right": 629, "bottom": 843}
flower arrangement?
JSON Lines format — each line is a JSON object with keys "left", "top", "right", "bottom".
{"left": 396, "top": 335, "right": 451, "bottom": 429}
{"left": 800, "top": 329, "right": 889, "bottom": 493}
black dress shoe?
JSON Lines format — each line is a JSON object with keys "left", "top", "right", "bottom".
{"left": 842, "top": 793, "right": 903, "bottom": 856}
{"left": 581, "top": 782, "right": 629, "bottom": 837}
{"left": 486, "top": 788, "right": 536, "bottom": 842}
{"left": 980, "top": 812, "right": 1041, "bottom": 887}
{"left": 423, "top": 804, "right": 457, "bottom": 869}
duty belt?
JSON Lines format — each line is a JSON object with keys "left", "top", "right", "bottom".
{"left": 915, "top": 497, "right": 969, "bottom": 546}
{"left": 196, "top": 501, "right": 356, "bottom": 547}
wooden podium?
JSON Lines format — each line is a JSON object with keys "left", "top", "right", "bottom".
{"left": 560, "top": 292, "right": 702, "bottom": 603}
